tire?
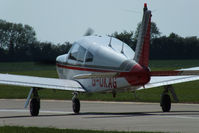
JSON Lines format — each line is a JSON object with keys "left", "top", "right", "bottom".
{"left": 161, "top": 94, "right": 171, "bottom": 112}
{"left": 30, "top": 98, "right": 40, "bottom": 116}
{"left": 72, "top": 98, "right": 80, "bottom": 114}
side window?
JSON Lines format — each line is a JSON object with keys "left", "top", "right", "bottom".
{"left": 69, "top": 44, "right": 79, "bottom": 60}
{"left": 85, "top": 51, "right": 93, "bottom": 62}
{"left": 77, "top": 46, "right": 86, "bottom": 62}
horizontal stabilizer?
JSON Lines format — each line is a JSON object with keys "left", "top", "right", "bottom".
{"left": 138, "top": 66, "right": 199, "bottom": 90}
{"left": 138, "top": 75, "right": 199, "bottom": 90}
{"left": 151, "top": 70, "right": 199, "bottom": 76}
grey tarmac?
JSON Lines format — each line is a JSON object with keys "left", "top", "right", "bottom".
{"left": 0, "top": 99, "right": 199, "bottom": 133}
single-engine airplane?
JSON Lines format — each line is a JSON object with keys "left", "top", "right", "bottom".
{"left": 1, "top": 3, "right": 199, "bottom": 116}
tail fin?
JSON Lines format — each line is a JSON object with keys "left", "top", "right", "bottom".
{"left": 134, "top": 3, "right": 152, "bottom": 67}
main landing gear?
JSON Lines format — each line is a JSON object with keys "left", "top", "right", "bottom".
{"left": 161, "top": 93, "right": 171, "bottom": 112}
{"left": 160, "top": 85, "right": 179, "bottom": 112}
{"left": 25, "top": 88, "right": 81, "bottom": 116}
{"left": 72, "top": 92, "right": 80, "bottom": 114}
{"left": 30, "top": 88, "right": 40, "bottom": 116}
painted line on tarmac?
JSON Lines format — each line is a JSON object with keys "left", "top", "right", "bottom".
{"left": 0, "top": 109, "right": 72, "bottom": 114}
{"left": 156, "top": 115, "right": 199, "bottom": 120}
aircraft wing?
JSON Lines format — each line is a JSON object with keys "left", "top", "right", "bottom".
{"left": 0, "top": 73, "right": 85, "bottom": 92}
{"left": 138, "top": 67, "right": 199, "bottom": 90}
{"left": 138, "top": 75, "right": 199, "bottom": 90}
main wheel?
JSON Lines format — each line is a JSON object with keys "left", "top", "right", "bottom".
{"left": 72, "top": 98, "right": 80, "bottom": 114}
{"left": 30, "top": 98, "right": 40, "bottom": 116}
{"left": 160, "top": 94, "right": 171, "bottom": 112}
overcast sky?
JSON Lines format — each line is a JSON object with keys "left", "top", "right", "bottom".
{"left": 0, "top": 0, "right": 198, "bottom": 44}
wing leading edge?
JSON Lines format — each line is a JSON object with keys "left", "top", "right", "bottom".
{"left": 0, "top": 73, "right": 85, "bottom": 92}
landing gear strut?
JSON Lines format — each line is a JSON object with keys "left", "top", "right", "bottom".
{"left": 72, "top": 92, "right": 80, "bottom": 114}
{"left": 30, "top": 88, "right": 40, "bottom": 116}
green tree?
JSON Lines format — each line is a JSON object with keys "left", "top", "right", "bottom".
{"left": 0, "top": 19, "right": 36, "bottom": 61}
{"left": 134, "top": 21, "right": 161, "bottom": 41}
{"left": 112, "top": 30, "right": 136, "bottom": 49}
{"left": 150, "top": 33, "right": 199, "bottom": 60}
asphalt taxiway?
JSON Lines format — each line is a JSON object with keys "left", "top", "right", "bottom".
{"left": 0, "top": 99, "right": 199, "bottom": 133}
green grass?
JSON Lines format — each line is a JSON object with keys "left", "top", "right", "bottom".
{"left": 0, "top": 126, "right": 164, "bottom": 133}
{"left": 0, "top": 61, "right": 199, "bottom": 103}
{"left": 149, "top": 60, "right": 199, "bottom": 70}
{"left": 0, "top": 62, "right": 57, "bottom": 77}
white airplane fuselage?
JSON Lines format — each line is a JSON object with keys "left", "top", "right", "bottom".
{"left": 56, "top": 36, "right": 150, "bottom": 92}
{"left": 56, "top": 4, "right": 152, "bottom": 93}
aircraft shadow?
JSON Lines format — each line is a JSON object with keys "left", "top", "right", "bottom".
{"left": 0, "top": 114, "right": 73, "bottom": 119}
{"left": 0, "top": 111, "right": 199, "bottom": 119}
{"left": 78, "top": 110, "right": 199, "bottom": 119}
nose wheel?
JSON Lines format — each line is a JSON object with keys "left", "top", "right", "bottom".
{"left": 72, "top": 92, "right": 80, "bottom": 114}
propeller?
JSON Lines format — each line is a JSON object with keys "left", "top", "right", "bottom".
{"left": 84, "top": 28, "right": 94, "bottom": 36}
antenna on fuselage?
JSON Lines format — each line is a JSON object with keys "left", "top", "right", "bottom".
{"left": 121, "top": 43, "right": 124, "bottom": 54}
{"left": 108, "top": 37, "right": 112, "bottom": 47}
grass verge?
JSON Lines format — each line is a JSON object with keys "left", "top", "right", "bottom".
{"left": 0, "top": 126, "right": 164, "bottom": 133}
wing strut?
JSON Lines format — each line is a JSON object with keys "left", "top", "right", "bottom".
{"left": 164, "top": 85, "right": 179, "bottom": 102}
{"left": 24, "top": 88, "right": 34, "bottom": 108}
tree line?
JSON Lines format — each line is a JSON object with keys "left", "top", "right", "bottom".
{"left": 0, "top": 19, "right": 199, "bottom": 63}
{"left": 112, "top": 30, "right": 199, "bottom": 60}
{"left": 0, "top": 20, "right": 72, "bottom": 63}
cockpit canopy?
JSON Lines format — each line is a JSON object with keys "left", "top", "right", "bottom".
{"left": 57, "top": 36, "right": 135, "bottom": 68}
{"left": 68, "top": 43, "right": 93, "bottom": 63}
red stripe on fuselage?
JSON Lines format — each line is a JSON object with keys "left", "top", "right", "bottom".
{"left": 57, "top": 63, "right": 150, "bottom": 86}
{"left": 56, "top": 63, "right": 117, "bottom": 72}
